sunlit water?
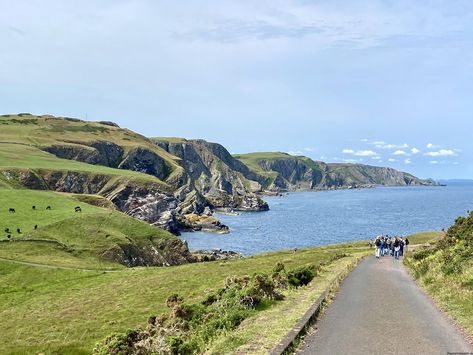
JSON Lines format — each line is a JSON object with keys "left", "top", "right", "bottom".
{"left": 180, "top": 183, "right": 473, "bottom": 256}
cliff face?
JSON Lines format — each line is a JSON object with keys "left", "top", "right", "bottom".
{"left": 153, "top": 138, "right": 269, "bottom": 211}
{"left": 234, "top": 153, "right": 438, "bottom": 192}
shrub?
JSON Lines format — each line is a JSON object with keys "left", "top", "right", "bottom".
{"left": 287, "top": 265, "right": 316, "bottom": 287}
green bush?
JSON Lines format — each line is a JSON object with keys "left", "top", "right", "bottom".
{"left": 287, "top": 265, "right": 316, "bottom": 287}
{"left": 412, "top": 249, "right": 433, "bottom": 261}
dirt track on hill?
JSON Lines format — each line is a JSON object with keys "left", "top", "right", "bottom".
{"left": 298, "top": 255, "right": 472, "bottom": 355}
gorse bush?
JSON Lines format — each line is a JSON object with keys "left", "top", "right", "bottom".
{"left": 94, "top": 263, "right": 316, "bottom": 354}
{"left": 287, "top": 265, "right": 316, "bottom": 287}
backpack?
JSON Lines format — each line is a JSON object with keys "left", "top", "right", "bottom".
{"left": 375, "top": 239, "right": 381, "bottom": 247}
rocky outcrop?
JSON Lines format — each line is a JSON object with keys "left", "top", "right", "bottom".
{"left": 192, "top": 249, "right": 241, "bottom": 262}
{"left": 118, "top": 147, "right": 173, "bottom": 181}
{"left": 178, "top": 213, "right": 230, "bottom": 234}
{"left": 100, "top": 238, "right": 195, "bottom": 267}
{"left": 45, "top": 142, "right": 124, "bottom": 168}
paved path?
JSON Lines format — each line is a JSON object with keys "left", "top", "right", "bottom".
{"left": 298, "top": 256, "right": 472, "bottom": 355}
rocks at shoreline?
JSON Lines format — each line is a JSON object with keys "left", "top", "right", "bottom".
{"left": 192, "top": 249, "right": 242, "bottom": 262}
{"left": 178, "top": 213, "right": 230, "bottom": 234}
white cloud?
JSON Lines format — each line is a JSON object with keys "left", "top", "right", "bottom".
{"left": 360, "top": 138, "right": 369, "bottom": 142}
{"left": 372, "top": 142, "right": 409, "bottom": 149}
{"left": 371, "top": 156, "right": 381, "bottom": 160}
{"left": 404, "top": 158, "right": 411, "bottom": 164}
{"left": 429, "top": 160, "right": 439, "bottom": 164}
{"left": 424, "top": 149, "right": 457, "bottom": 157}
{"left": 355, "top": 150, "right": 377, "bottom": 157}
{"left": 343, "top": 149, "right": 377, "bottom": 157}
{"left": 388, "top": 158, "right": 396, "bottom": 162}
{"left": 304, "top": 147, "right": 314, "bottom": 152}
{"left": 426, "top": 143, "right": 441, "bottom": 149}
{"left": 453, "top": 162, "right": 460, "bottom": 165}
{"left": 411, "top": 147, "right": 420, "bottom": 154}
{"left": 393, "top": 150, "right": 408, "bottom": 156}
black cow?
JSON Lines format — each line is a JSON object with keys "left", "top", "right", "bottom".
{"left": 17, "top": 228, "right": 21, "bottom": 234}
{"left": 75, "top": 206, "right": 82, "bottom": 212}
{"left": 32, "top": 205, "right": 36, "bottom": 210}
{"left": 46, "top": 206, "right": 51, "bottom": 210}
{"left": 7, "top": 234, "right": 11, "bottom": 239}
{"left": 34, "top": 225, "right": 38, "bottom": 230}
{"left": 4, "top": 228, "right": 9, "bottom": 233}
{"left": 9, "top": 208, "right": 15, "bottom": 213}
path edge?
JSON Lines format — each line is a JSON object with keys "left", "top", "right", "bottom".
{"left": 269, "top": 255, "right": 367, "bottom": 355}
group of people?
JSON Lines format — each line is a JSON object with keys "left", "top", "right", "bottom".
{"left": 372, "top": 235, "right": 409, "bottom": 260}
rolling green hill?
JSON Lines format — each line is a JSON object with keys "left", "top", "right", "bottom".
{"left": 0, "top": 189, "right": 192, "bottom": 269}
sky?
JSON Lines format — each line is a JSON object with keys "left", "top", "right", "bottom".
{"left": 1, "top": 1, "right": 472, "bottom": 179}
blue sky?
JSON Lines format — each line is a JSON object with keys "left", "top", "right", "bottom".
{"left": 1, "top": 0, "right": 472, "bottom": 179}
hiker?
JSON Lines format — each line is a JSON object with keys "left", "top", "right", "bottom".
{"left": 393, "top": 237, "right": 401, "bottom": 259}
{"left": 380, "top": 237, "right": 385, "bottom": 256}
{"left": 399, "top": 238, "right": 405, "bottom": 256}
{"left": 404, "top": 237, "right": 410, "bottom": 252}
{"left": 374, "top": 236, "right": 381, "bottom": 258}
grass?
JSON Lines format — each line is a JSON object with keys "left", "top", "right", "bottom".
{"left": 406, "top": 231, "right": 444, "bottom": 245}
{"left": 0, "top": 189, "right": 176, "bottom": 269}
{"left": 0, "top": 242, "right": 370, "bottom": 354}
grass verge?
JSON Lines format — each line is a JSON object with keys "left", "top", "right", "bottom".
{"left": 404, "top": 221, "right": 473, "bottom": 338}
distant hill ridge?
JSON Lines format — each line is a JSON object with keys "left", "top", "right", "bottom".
{"left": 234, "top": 152, "right": 438, "bottom": 192}
{"left": 0, "top": 113, "right": 437, "bottom": 236}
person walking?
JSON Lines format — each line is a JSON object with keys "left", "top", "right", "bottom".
{"left": 405, "top": 237, "right": 410, "bottom": 252}
{"left": 380, "top": 237, "right": 385, "bottom": 257}
{"left": 375, "top": 236, "right": 381, "bottom": 258}
{"left": 400, "top": 238, "right": 405, "bottom": 257}
{"left": 394, "top": 237, "right": 401, "bottom": 260}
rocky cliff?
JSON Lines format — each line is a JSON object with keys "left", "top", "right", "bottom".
{"left": 153, "top": 138, "right": 269, "bottom": 212}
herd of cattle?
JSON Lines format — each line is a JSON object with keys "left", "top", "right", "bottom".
{"left": 3, "top": 205, "right": 83, "bottom": 239}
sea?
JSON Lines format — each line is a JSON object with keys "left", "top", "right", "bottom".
{"left": 180, "top": 182, "right": 473, "bottom": 256}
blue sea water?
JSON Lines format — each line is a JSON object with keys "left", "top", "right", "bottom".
{"left": 180, "top": 183, "right": 473, "bottom": 256}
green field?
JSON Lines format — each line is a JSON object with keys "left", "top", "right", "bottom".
{"left": 0, "top": 241, "right": 370, "bottom": 354}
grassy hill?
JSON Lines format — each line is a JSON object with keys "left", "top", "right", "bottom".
{"left": 0, "top": 189, "right": 191, "bottom": 269}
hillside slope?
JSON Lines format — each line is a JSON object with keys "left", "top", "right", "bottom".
{"left": 234, "top": 152, "right": 438, "bottom": 192}
{"left": 0, "top": 114, "right": 267, "bottom": 235}
{"left": 0, "top": 189, "right": 193, "bottom": 268}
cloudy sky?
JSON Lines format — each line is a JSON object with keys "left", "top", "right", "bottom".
{"left": 1, "top": 0, "right": 472, "bottom": 179}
